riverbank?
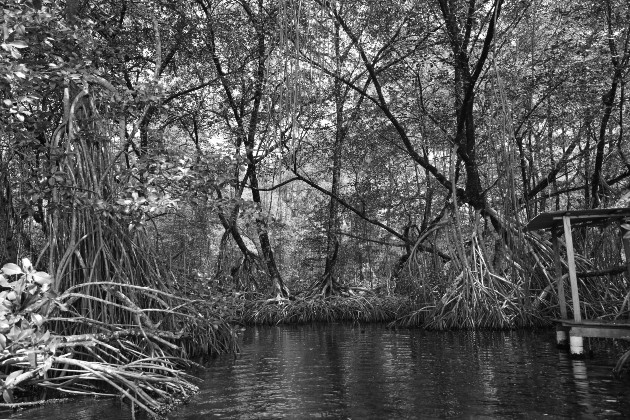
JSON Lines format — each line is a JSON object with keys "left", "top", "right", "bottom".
{"left": 238, "top": 294, "right": 414, "bottom": 324}
{"left": 233, "top": 292, "right": 552, "bottom": 329}
{"left": 0, "top": 261, "right": 239, "bottom": 419}
{"left": 0, "top": 258, "right": 619, "bottom": 419}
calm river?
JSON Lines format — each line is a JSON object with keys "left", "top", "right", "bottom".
{"left": 5, "top": 324, "right": 630, "bottom": 419}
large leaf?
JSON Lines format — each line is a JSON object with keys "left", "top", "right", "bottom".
{"left": 17, "top": 328, "right": 34, "bottom": 342}
{"left": 1, "top": 264, "right": 22, "bottom": 276}
{"left": 36, "top": 330, "right": 51, "bottom": 345}
{"left": 21, "top": 258, "right": 33, "bottom": 273}
{"left": 6, "top": 325, "right": 20, "bottom": 342}
{"left": 0, "top": 320, "right": 10, "bottom": 334}
{"left": 2, "top": 389, "right": 13, "bottom": 404}
{"left": 4, "top": 370, "right": 23, "bottom": 387}
{"left": 8, "top": 40, "right": 28, "bottom": 48}
{"left": 31, "top": 313, "right": 44, "bottom": 327}
{"left": 31, "top": 271, "right": 52, "bottom": 285}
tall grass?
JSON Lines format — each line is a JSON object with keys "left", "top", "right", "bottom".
{"left": 241, "top": 294, "right": 414, "bottom": 325}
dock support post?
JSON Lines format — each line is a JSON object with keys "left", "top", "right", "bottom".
{"left": 556, "top": 328, "right": 569, "bottom": 348}
{"left": 569, "top": 336, "right": 584, "bottom": 357}
{"left": 563, "top": 216, "right": 584, "bottom": 356}
{"left": 552, "top": 228, "right": 568, "bottom": 347}
{"left": 621, "top": 220, "right": 630, "bottom": 322}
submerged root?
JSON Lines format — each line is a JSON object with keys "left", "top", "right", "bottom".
{"left": 0, "top": 265, "right": 237, "bottom": 418}
{"left": 0, "top": 348, "right": 200, "bottom": 418}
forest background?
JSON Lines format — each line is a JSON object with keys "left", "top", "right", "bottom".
{"left": 3, "top": 0, "right": 630, "bottom": 333}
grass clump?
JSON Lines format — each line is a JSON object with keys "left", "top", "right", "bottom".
{"left": 240, "top": 294, "right": 415, "bottom": 325}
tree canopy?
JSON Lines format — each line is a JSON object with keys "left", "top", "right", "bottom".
{"left": 3, "top": 0, "right": 630, "bottom": 329}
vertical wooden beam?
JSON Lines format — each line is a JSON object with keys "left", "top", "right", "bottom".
{"left": 620, "top": 220, "right": 630, "bottom": 277}
{"left": 563, "top": 216, "right": 581, "bottom": 323}
{"left": 620, "top": 220, "right": 630, "bottom": 320}
{"left": 552, "top": 228, "right": 568, "bottom": 319}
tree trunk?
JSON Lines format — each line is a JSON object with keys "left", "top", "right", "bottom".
{"left": 0, "top": 167, "right": 16, "bottom": 266}
{"left": 320, "top": 20, "right": 345, "bottom": 295}
{"left": 592, "top": 0, "right": 627, "bottom": 208}
{"left": 249, "top": 167, "right": 288, "bottom": 297}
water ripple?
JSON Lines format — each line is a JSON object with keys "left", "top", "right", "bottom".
{"left": 5, "top": 325, "right": 630, "bottom": 419}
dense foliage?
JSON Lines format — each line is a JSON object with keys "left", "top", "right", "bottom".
{"left": 2, "top": 1, "right": 630, "bottom": 405}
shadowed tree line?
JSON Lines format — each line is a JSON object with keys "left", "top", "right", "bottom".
{"left": 3, "top": 0, "right": 630, "bottom": 334}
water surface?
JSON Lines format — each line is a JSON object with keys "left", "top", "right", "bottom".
{"left": 5, "top": 324, "right": 630, "bottom": 419}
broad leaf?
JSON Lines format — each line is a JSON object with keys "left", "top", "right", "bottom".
{"left": 0, "top": 320, "right": 11, "bottom": 333}
{"left": 21, "top": 258, "right": 33, "bottom": 273}
{"left": 37, "top": 330, "right": 51, "bottom": 345}
{"left": 6, "top": 325, "right": 20, "bottom": 342}
{"left": 1, "top": 264, "right": 22, "bottom": 276}
{"left": 17, "top": 328, "right": 34, "bottom": 342}
{"left": 32, "top": 272, "right": 52, "bottom": 285}
{"left": 5, "top": 370, "right": 23, "bottom": 387}
{"left": 31, "top": 313, "right": 44, "bottom": 327}
{"left": 8, "top": 40, "right": 28, "bottom": 48}
{"left": 2, "top": 389, "right": 13, "bottom": 404}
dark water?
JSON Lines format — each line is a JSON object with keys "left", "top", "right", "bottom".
{"left": 5, "top": 324, "right": 630, "bottom": 419}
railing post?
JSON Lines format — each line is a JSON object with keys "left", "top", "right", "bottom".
{"left": 563, "top": 216, "right": 583, "bottom": 356}
{"left": 553, "top": 227, "right": 568, "bottom": 348}
{"left": 621, "top": 219, "right": 630, "bottom": 321}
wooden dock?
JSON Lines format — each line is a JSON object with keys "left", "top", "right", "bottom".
{"left": 554, "top": 319, "right": 630, "bottom": 339}
{"left": 525, "top": 208, "right": 630, "bottom": 356}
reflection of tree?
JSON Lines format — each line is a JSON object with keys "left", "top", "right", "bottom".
{"left": 200, "top": 327, "right": 627, "bottom": 418}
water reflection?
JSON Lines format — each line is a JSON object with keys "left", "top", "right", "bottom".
{"left": 171, "top": 325, "right": 630, "bottom": 419}
{"left": 4, "top": 325, "right": 630, "bottom": 419}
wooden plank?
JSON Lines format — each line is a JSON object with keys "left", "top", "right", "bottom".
{"left": 578, "top": 266, "right": 626, "bottom": 278}
{"left": 555, "top": 318, "right": 630, "bottom": 339}
{"left": 554, "top": 318, "right": 630, "bottom": 327}
{"left": 552, "top": 228, "right": 567, "bottom": 319}
{"left": 621, "top": 221, "right": 630, "bottom": 280}
{"left": 525, "top": 208, "right": 630, "bottom": 231}
{"left": 552, "top": 214, "right": 615, "bottom": 221}
{"left": 563, "top": 216, "right": 581, "bottom": 323}
{"left": 570, "top": 326, "right": 630, "bottom": 339}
